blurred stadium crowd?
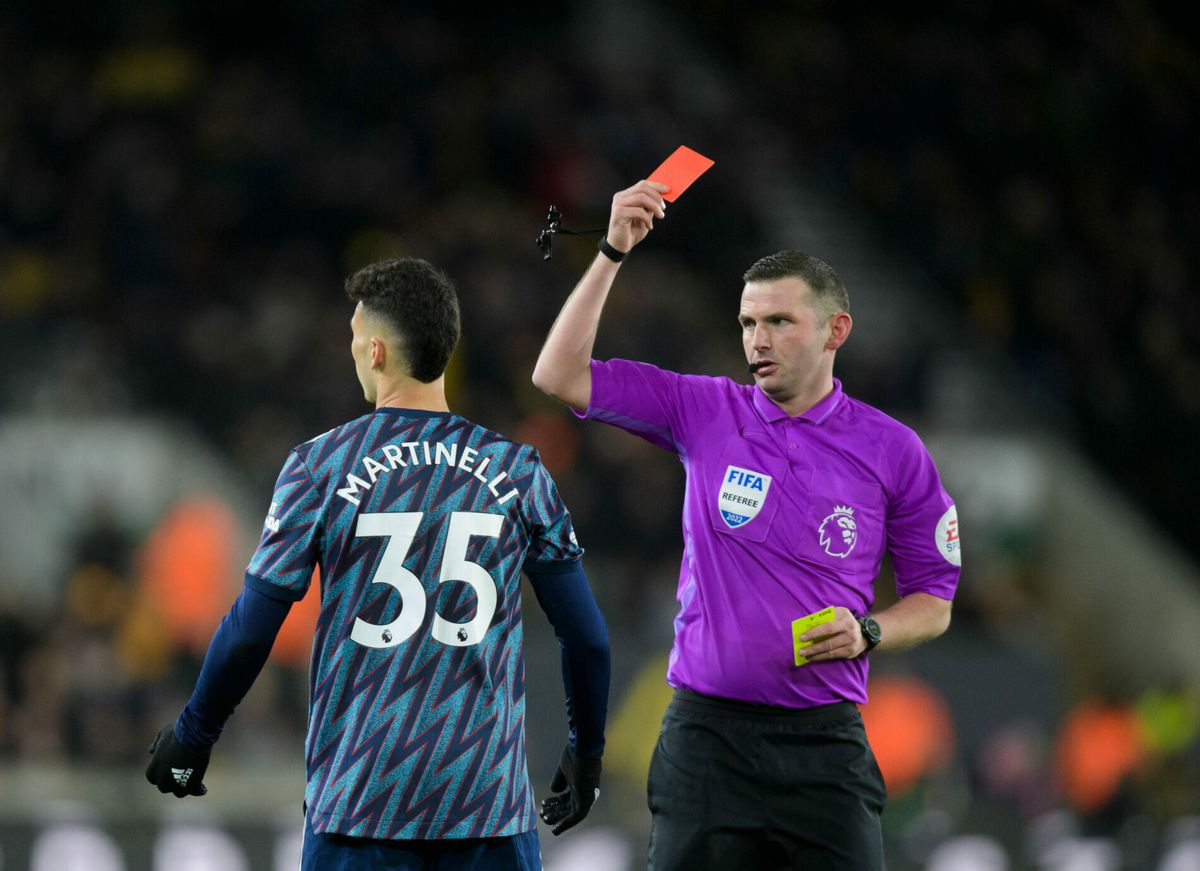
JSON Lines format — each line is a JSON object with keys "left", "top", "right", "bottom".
{"left": 690, "top": 1, "right": 1200, "bottom": 555}
{"left": 1, "top": 1, "right": 1198, "bottom": 867}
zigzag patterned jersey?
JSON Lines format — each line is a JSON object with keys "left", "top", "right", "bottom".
{"left": 245, "top": 407, "right": 582, "bottom": 839}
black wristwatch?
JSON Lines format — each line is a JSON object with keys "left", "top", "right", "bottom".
{"left": 856, "top": 615, "right": 882, "bottom": 653}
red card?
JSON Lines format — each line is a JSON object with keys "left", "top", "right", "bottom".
{"left": 648, "top": 146, "right": 714, "bottom": 202}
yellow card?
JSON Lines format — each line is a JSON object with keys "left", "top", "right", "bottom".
{"left": 792, "top": 607, "right": 836, "bottom": 666}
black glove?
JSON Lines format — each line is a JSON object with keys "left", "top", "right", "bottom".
{"left": 145, "top": 723, "right": 210, "bottom": 798}
{"left": 539, "top": 745, "right": 602, "bottom": 835}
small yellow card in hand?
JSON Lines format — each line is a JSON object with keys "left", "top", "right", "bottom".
{"left": 792, "top": 607, "right": 836, "bottom": 666}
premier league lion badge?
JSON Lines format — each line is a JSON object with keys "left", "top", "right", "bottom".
{"left": 818, "top": 505, "right": 858, "bottom": 558}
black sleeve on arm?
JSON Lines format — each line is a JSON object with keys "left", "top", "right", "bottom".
{"left": 174, "top": 582, "right": 294, "bottom": 753}
{"left": 525, "top": 559, "right": 611, "bottom": 758}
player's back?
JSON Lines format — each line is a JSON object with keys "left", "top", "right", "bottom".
{"left": 246, "top": 408, "right": 581, "bottom": 840}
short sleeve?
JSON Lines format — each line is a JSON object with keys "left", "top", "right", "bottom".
{"left": 245, "top": 450, "right": 323, "bottom": 602}
{"left": 520, "top": 454, "right": 585, "bottom": 574}
{"left": 576, "top": 358, "right": 691, "bottom": 453}
{"left": 886, "top": 429, "right": 961, "bottom": 601}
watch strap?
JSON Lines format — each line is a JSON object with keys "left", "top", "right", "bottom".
{"left": 857, "top": 615, "right": 881, "bottom": 651}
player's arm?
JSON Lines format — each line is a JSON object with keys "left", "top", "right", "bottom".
{"left": 145, "top": 584, "right": 293, "bottom": 797}
{"left": 525, "top": 559, "right": 611, "bottom": 834}
{"left": 526, "top": 560, "right": 610, "bottom": 756}
{"left": 796, "top": 594, "right": 952, "bottom": 662}
{"left": 531, "top": 180, "right": 668, "bottom": 411}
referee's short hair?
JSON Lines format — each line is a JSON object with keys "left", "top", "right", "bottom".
{"left": 743, "top": 251, "right": 849, "bottom": 320}
{"left": 345, "top": 258, "right": 461, "bottom": 383}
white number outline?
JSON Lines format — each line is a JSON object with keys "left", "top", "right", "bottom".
{"left": 348, "top": 511, "right": 504, "bottom": 650}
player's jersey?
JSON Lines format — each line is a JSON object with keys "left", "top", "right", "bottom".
{"left": 245, "top": 408, "right": 582, "bottom": 840}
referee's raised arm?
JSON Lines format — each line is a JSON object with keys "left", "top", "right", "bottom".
{"left": 532, "top": 180, "right": 668, "bottom": 411}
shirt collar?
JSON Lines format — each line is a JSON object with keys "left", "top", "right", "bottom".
{"left": 752, "top": 378, "right": 844, "bottom": 425}
{"left": 374, "top": 407, "right": 454, "bottom": 419}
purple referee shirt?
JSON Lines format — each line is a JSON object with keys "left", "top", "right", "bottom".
{"left": 578, "top": 359, "right": 960, "bottom": 708}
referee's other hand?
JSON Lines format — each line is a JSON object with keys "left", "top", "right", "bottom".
{"left": 539, "top": 745, "right": 602, "bottom": 835}
{"left": 797, "top": 606, "right": 868, "bottom": 661}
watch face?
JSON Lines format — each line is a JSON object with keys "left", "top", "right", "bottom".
{"left": 860, "top": 616, "right": 881, "bottom": 646}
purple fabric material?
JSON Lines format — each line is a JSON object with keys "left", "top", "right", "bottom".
{"left": 577, "top": 358, "right": 960, "bottom": 707}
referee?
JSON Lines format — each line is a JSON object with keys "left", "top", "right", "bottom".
{"left": 532, "top": 181, "right": 961, "bottom": 869}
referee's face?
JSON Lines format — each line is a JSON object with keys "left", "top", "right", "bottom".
{"left": 740, "top": 277, "right": 844, "bottom": 411}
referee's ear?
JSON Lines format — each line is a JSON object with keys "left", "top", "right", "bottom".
{"left": 826, "top": 311, "right": 853, "bottom": 351}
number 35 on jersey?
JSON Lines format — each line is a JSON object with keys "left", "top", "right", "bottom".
{"left": 350, "top": 511, "right": 503, "bottom": 650}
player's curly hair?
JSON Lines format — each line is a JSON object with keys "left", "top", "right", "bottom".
{"left": 742, "top": 251, "right": 849, "bottom": 319}
{"left": 345, "top": 258, "right": 461, "bottom": 383}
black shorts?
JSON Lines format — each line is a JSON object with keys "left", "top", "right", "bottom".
{"left": 647, "top": 689, "right": 886, "bottom": 871}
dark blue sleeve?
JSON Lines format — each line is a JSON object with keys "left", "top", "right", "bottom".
{"left": 525, "top": 560, "right": 610, "bottom": 758}
{"left": 174, "top": 581, "right": 294, "bottom": 753}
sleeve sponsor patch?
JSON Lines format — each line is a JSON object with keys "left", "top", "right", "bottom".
{"left": 935, "top": 505, "right": 961, "bottom": 566}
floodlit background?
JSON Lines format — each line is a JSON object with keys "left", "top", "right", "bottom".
{"left": 2, "top": 2, "right": 1198, "bottom": 869}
